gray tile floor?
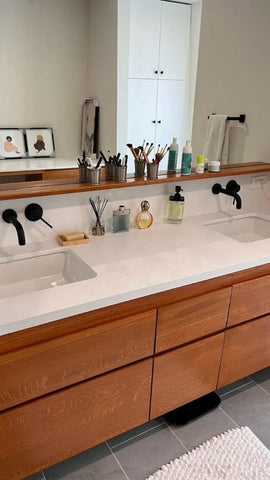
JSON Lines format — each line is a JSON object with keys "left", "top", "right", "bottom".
{"left": 25, "top": 367, "right": 270, "bottom": 480}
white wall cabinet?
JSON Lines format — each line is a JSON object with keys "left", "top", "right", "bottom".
{"left": 127, "top": 0, "right": 190, "bottom": 169}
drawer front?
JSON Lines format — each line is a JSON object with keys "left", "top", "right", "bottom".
{"left": 218, "top": 316, "right": 270, "bottom": 388}
{"left": 0, "top": 310, "right": 156, "bottom": 411}
{"left": 156, "top": 288, "right": 230, "bottom": 352}
{"left": 228, "top": 275, "right": 270, "bottom": 326}
{"left": 0, "top": 359, "right": 152, "bottom": 480}
{"left": 150, "top": 333, "right": 224, "bottom": 419}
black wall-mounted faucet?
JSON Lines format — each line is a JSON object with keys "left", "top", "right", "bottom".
{"left": 212, "top": 180, "right": 242, "bottom": 209}
{"left": 2, "top": 209, "right": 26, "bottom": 245}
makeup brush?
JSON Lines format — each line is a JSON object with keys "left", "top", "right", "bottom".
{"left": 127, "top": 143, "right": 139, "bottom": 160}
{"left": 138, "top": 146, "right": 150, "bottom": 163}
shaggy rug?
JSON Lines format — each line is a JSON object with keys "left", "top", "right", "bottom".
{"left": 146, "top": 426, "right": 270, "bottom": 479}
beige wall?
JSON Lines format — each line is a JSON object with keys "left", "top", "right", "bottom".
{"left": 192, "top": 0, "right": 270, "bottom": 163}
{"left": 88, "top": 0, "right": 118, "bottom": 154}
{"left": 0, "top": 0, "right": 89, "bottom": 157}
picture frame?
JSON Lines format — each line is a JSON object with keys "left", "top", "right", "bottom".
{"left": 0, "top": 128, "right": 27, "bottom": 159}
{"left": 25, "top": 127, "right": 55, "bottom": 158}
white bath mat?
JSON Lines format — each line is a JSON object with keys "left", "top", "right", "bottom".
{"left": 146, "top": 426, "right": 270, "bottom": 479}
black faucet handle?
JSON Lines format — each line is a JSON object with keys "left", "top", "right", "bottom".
{"left": 226, "top": 180, "right": 240, "bottom": 193}
{"left": 25, "top": 203, "right": 53, "bottom": 228}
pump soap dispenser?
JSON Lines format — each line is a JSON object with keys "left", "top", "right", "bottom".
{"left": 166, "top": 185, "right": 185, "bottom": 224}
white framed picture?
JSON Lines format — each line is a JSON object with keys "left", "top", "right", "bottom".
{"left": 25, "top": 128, "right": 55, "bottom": 157}
{"left": 0, "top": 128, "right": 27, "bottom": 159}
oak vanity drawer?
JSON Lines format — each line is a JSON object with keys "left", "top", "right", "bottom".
{"left": 0, "top": 359, "right": 152, "bottom": 480}
{"left": 0, "top": 310, "right": 156, "bottom": 411}
{"left": 150, "top": 333, "right": 224, "bottom": 419}
{"left": 156, "top": 288, "right": 231, "bottom": 352}
{"left": 218, "top": 315, "right": 270, "bottom": 388}
{"left": 228, "top": 274, "right": 270, "bottom": 326}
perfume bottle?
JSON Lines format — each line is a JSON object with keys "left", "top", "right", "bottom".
{"left": 135, "top": 200, "right": 153, "bottom": 229}
{"left": 112, "top": 205, "right": 130, "bottom": 233}
{"left": 166, "top": 185, "right": 185, "bottom": 224}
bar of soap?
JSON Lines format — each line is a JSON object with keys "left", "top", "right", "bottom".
{"left": 61, "top": 231, "right": 85, "bottom": 241}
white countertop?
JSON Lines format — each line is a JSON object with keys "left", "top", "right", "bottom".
{"left": 0, "top": 157, "right": 77, "bottom": 173}
{"left": 1, "top": 210, "right": 270, "bottom": 336}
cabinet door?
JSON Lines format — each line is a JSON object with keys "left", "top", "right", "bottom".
{"left": 155, "top": 80, "right": 186, "bottom": 170}
{"left": 156, "top": 288, "right": 231, "bottom": 353}
{"left": 228, "top": 274, "right": 270, "bottom": 326}
{"left": 128, "top": 78, "right": 158, "bottom": 147}
{"left": 0, "top": 310, "right": 156, "bottom": 411}
{"left": 150, "top": 333, "right": 224, "bottom": 419}
{"left": 218, "top": 316, "right": 270, "bottom": 388}
{"left": 129, "top": 0, "right": 161, "bottom": 79}
{"left": 0, "top": 359, "right": 152, "bottom": 480}
{"left": 159, "top": 2, "right": 190, "bottom": 80}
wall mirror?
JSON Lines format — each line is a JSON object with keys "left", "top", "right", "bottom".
{"left": 0, "top": 0, "right": 269, "bottom": 194}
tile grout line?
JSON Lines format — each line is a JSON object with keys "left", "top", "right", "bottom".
{"left": 109, "top": 423, "right": 164, "bottom": 450}
{"left": 219, "top": 380, "right": 254, "bottom": 398}
{"left": 105, "top": 441, "right": 130, "bottom": 480}
{"left": 253, "top": 382, "right": 270, "bottom": 397}
{"left": 162, "top": 417, "right": 189, "bottom": 453}
{"left": 218, "top": 405, "right": 240, "bottom": 427}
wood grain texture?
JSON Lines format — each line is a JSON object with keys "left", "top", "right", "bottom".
{"left": 2, "top": 263, "right": 270, "bottom": 356}
{"left": 228, "top": 274, "right": 270, "bottom": 326}
{"left": 1, "top": 164, "right": 270, "bottom": 200}
{"left": 156, "top": 288, "right": 231, "bottom": 352}
{"left": 150, "top": 333, "right": 224, "bottom": 419}
{"left": 0, "top": 359, "right": 152, "bottom": 480}
{"left": 218, "top": 316, "right": 270, "bottom": 388}
{"left": 0, "top": 311, "right": 156, "bottom": 411}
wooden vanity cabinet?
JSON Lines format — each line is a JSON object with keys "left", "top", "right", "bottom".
{"left": 1, "top": 263, "right": 270, "bottom": 479}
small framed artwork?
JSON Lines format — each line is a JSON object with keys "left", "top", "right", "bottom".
{"left": 25, "top": 127, "right": 55, "bottom": 158}
{"left": 0, "top": 128, "right": 27, "bottom": 159}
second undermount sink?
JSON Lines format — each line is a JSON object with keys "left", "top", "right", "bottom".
{"left": 203, "top": 214, "right": 270, "bottom": 243}
{"left": 0, "top": 250, "right": 97, "bottom": 299}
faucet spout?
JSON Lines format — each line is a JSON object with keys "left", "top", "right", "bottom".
{"left": 2, "top": 209, "right": 26, "bottom": 245}
{"left": 232, "top": 192, "right": 242, "bottom": 209}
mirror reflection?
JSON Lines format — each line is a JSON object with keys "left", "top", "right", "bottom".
{"left": 0, "top": 0, "right": 269, "bottom": 188}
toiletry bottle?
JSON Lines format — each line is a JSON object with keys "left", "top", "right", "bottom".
{"left": 195, "top": 155, "right": 205, "bottom": 174}
{"left": 167, "top": 137, "right": 179, "bottom": 173}
{"left": 112, "top": 205, "right": 130, "bottom": 233}
{"left": 166, "top": 185, "right": 185, "bottom": 224}
{"left": 135, "top": 200, "right": 153, "bottom": 229}
{"left": 181, "top": 140, "right": 192, "bottom": 175}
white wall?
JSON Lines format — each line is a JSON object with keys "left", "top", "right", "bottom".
{"left": 192, "top": 0, "right": 270, "bottom": 163}
{"left": 0, "top": 0, "right": 89, "bottom": 158}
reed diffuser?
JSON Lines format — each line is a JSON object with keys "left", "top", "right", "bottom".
{"left": 89, "top": 196, "right": 108, "bottom": 236}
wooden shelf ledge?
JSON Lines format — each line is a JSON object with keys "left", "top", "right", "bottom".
{"left": 0, "top": 163, "right": 270, "bottom": 201}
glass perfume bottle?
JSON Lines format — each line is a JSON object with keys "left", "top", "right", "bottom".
{"left": 166, "top": 186, "right": 185, "bottom": 224}
{"left": 135, "top": 200, "right": 153, "bottom": 229}
{"left": 112, "top": 205, "right": 130, "bottom": 233}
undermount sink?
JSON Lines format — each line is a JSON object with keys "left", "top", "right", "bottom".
{"left": 203, "top": 214, "right": 270, "bottom": 243}
{"left": 0, "top": 250, "right": 97, "bottom": 299}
